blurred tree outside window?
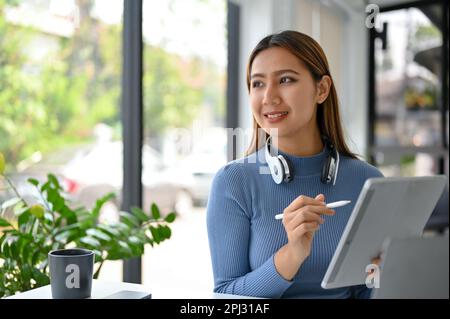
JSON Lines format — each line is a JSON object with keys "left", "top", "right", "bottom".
{"left": 0, "top": 0, "right": 122, "bottom": 168}
{"left": 1, "top": 0, "right": 223, "bottom": 172}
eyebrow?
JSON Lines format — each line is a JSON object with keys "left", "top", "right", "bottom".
{"left": 250, "top": 69, "right": 300, "bottom": 79}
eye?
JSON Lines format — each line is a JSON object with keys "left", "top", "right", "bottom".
{"left": 251, "top": 81, "right": 264, "bottom": 88}
{"left": 280, "top": 76, "right": 296, "bottom": 84}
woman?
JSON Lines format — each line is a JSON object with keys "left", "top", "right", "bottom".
{"left": 206, "top": 30, "right": 383, "bottom": 298}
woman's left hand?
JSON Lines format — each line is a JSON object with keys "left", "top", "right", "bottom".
{"left": 371, "top": 254, "right": 382, "bottom": 266}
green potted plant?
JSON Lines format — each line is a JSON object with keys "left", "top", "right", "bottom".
{"left": 0, "top": 152, "right": 176, "bottom": 298}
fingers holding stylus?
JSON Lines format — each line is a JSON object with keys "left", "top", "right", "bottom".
{"left": 280, "top": 194, "right": 338, "bottom": 257}
{"left": 283, "top": 195, "right": 335, "bottom": 221}
{"left": 283, "top": 211, "right": 325, "bottom": 231}
{"left": 284, "top": 194, "right": 326, "bottom": 212}
{"left": 292, "top": 222, "right": 321, "bottom": 237}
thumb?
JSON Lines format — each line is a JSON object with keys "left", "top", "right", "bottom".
{"left": 315, "top": 194, "right": 325, "bottom": 202}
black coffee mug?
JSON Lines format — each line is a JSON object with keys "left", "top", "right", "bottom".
{"left": 48, "top": 248, "right": 94, "bottom": 299}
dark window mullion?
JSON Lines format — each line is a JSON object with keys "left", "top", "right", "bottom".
{"left": 121, "top": 0, "right": 143, "bottom": 284}
{"left": 441, "top": 0, "right": 449, "bottom": 151}
{"left": 368, "top": 25, "right": 376, "bottom": 164}
{"left": 226, "top": 1, "right": 240, "bottom": 161}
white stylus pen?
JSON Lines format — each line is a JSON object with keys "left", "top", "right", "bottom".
{"left": 274, "top": 200, "right": 351, "bottom": 220}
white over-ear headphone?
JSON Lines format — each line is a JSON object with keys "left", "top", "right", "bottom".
{"left": 264, "top": 136, "right": 294, "bottom": 184}
{"left": 264, "top": 135, "right": 340, "bottom": 185}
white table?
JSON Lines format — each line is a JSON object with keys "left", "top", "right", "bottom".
{"left": 6, "top": 280, "right": 260, "bottom": 299}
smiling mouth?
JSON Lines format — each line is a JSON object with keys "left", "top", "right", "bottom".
{"left": 264, "top": 111, "right": 289, "bottom": 119}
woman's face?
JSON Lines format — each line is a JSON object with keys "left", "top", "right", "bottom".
{"left": 249, "top": 47, "right": 321, "bottom": 139}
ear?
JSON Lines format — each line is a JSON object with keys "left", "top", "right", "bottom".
{"left": 316, "top": 75, "right": 332, "bottom": 104}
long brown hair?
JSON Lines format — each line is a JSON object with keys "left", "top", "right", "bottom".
{"left": 245, "top": 30, "right": 357, "bottom": 159}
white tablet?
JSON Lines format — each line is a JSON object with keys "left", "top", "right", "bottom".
{"left": 371, "top": 235, "right": 449, "bottom": 299}
{"left": 321, "top": 175, "right": 448, "bottom": 289}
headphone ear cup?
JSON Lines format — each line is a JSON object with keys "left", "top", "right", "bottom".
{"left": 265, "top": 136, "right": 286, "bottom": 184}
{"left": 270, "top": 157, "right": 285, "bottom": 184}
{"left": 279, "top": 156, "right": 294, "bottom": 183}
{"left": 321, "top": 155, "right": 332, "bottom": 184}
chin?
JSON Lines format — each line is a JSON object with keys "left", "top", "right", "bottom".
{"left": 266, "top": 127, "right": 290, "bottom": 138}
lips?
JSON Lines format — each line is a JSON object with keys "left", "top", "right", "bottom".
{"left": 264, "top": 111, "right": 288, "bottom": 119}
{"left": 263, "top": 111, "right": 288, "bottom": 118}
{"left": 263, "top": 111, "right": 289, "bottom": 123}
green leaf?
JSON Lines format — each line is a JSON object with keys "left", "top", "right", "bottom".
{"left": 19, "top": 231, "right": 33, "bottom": 240}
{"left": 97, "top": 224, "right": 121, "bottom": 237}
{"left": 9, "top": 237, "right": 19, "bottom": 260}
{"left": 116, "top": 222, "right": 131, "bottom": 235}
{"left": 92, "top": 192, "right": 116, "bottom": 219}
{"left": 27, "top": 178, "right": 39, "bottom": 186}
{"left": 130, "top": 207, "right": 149, "bottom": 222}
{"left": 66, "top": 231, "right": 81, "bottom": 244}
{"left": 149, "top": 226, "right": 160, "bottom": 244}
{"left": 30, "top": 204, "right": 45, "bottom": 219}
{"left": 164, "top": 212, "right": 176, "bottom": 223}
{"left": 161, "top": 225, "right": 172, "bottom": 239}
{"left": 1, "top": 197, "right": 21, "bottom": 211}
{"left": 60, "top": 207, "right": 77, "bottom": 223}
{"left": 52, "top": 222, "right": 81, "bottom": 236}
{"left": 128, "top": 236, "right": 142, "bottom": 245}
{"left": 14, "top": 205, "right": 29, "bottom": 217}
{"left": 0, "top": 229, "right": 17, "bottom": 234}
{"left": 151, "top": 203, "right": 161, "bottom": 220}
{"left": 106, "top": 246, "right": 123, "bottom": 260}
{"left": 119, "top": 211, "right": 140, "bottom": 227}
{"left": 31, "top": 250, "right": 41, "bottom": 265}
{"left": 79, "top": 237, "right": 101, "bottom": 248}
{"left": 22, "top": 264, "right": 32, "bottom": 283}
{"left": 44, "top": 212, "right": 54, "bottom": 224}
{"left": 79, "top": 217, "right": 95, "bottom": 230}
{"left": 22, "top": 244, "right": 31, "bottom": 264}
{"left": 145, "top": 235, "right": 154, "bottom": 247}
{"left": 18, "top": 211, "right": 31, "bottom": 232}
{"left": 118, "top": 240, "right": 132, "bottom": 256}
{"left": 0, "top": 217, "right": 12, "bottom": 227}
{"left": 47, "top": 174, "right": 61, "bottom": 190}
{"left": 54, "top": 230, "right": 76, "bottom": 242}
{"left": 46, "top": 189, "right": 64, "bottom": 212}
{"left": 31, "top": 268, "right": 50, "bottom": 286}
{"left": 93, "top": 250, "right": 103, "bottom": 262}
{"left": 1, "top": 241, "right": 10, "bottom": 258}
{"left": 40, "top": 181, "right": 51, "bottom": 193}
{"left": 86, "top": 228, "right": 111, "bottom": 242}
{"left": 128, "top": 241, "right": 143, "bottom": 256}
{"left": 16, "top": 236, "right": 28, "bottom": 260}
{"left": 31, "top": 218, "right": 41, "bottom": 236}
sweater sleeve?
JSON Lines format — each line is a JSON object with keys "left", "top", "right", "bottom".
{"left": 206, "top": 165, "right": 294, "bottom": 298}
{"left": 351, "top": 284, "right": 373, "bottom": 299}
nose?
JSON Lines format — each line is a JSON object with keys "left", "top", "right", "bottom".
{"left": 262, "top": 84, "right": 281, "bottom": 106}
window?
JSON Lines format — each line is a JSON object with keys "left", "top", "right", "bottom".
{"left": 0, "top": 0, "right": 228, "bottom": 288}
{"left": 0, "top": 0, "right": 124, "bottom": 280}
{"left": 368, "top": 0, "right": 449, "bottom": 232}
{"left": 141, "top": 0, "right": 227, "bottom": 291}
{"left": 369, "top": 1, "right": 448, "bottom": 178}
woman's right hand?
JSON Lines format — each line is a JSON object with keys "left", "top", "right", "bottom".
{"left": 281, "top": 194, "right": 335, "bottom": 261}
{"left": 275, "top": 193, "right": 335, "bottom": 280}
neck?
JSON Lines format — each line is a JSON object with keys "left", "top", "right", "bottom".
{"left": 272, "top": 128, "right": 323, "bottom": 157}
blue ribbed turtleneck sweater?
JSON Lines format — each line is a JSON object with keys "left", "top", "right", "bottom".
{"left": 206, "top": 146, "right": 383, "bottom": 298}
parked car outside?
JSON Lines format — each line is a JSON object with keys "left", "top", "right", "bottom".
{"left": 1, "top": 141, "right": 195, "bottom": 222}
{"left": 61, "top": 141, "right": 195, "bottom": 220}
{"left": 0, "top": 144, "right": 93, "bottom": 220}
